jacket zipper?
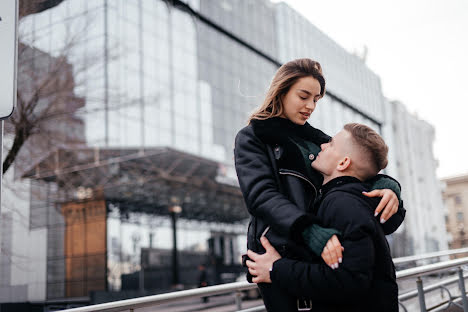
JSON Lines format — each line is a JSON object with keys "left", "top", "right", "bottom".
{"left": 279, "top": 169, "right": 318, "bottom": 198}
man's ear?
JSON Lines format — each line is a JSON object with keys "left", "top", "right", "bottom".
{"left": 337, "top": 156, "right": 351, "bottom": 171}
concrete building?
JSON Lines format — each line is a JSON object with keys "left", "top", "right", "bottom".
{"left": 383, "top": 100, "right": 448, "bottom": 256}
{"left": 0, "top": 0, "right": 447, "bottom": 308}
{"left": 442, "top": 174, "right": 468, "bottom": 249}
{"left": 276, "top": 2, "right": 385, "bottom": 133}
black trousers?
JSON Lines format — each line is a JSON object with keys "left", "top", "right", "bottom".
{"left": 258, "top": 283, "right": 299, "bottom": 312}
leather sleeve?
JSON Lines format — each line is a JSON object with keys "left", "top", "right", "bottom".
{"left": 234, "top": 127, "right": 308, "bottom": 238}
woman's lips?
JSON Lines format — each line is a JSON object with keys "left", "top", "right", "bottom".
{"left": 300, "top": 112, "right": 310, "bottom": 118}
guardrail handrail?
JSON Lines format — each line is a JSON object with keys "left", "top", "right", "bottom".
{"left": 59, "top": 281, "right": 256, "bottom": 312}
{"left": 396, "top": 257, "right": 468, "bottom": 280}
{"left": 393, "top": 247, "right": 468, "bottom": 265}
{"left": 60, "top": 256, "right": 468, "bottom": 312}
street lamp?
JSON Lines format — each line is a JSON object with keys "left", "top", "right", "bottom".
{"left": 169, "top": 197, "right": 182, "bottom": 288}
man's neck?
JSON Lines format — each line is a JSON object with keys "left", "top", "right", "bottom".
{"left": 322, "top": 172, "right": 361, "bottom": 185}
{"left": 322, "top": 173, "right": 344, "bottom": 185}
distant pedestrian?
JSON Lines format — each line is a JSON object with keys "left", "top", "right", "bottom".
{"left": 198, "top": 264, "right": 209, "bottom": 303}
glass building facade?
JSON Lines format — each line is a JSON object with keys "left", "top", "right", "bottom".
{"left": 2, "top": 0, "right": 393, "bottom": 307}
{"left": 275, "top": 3, "right": 385, "bottom": 136}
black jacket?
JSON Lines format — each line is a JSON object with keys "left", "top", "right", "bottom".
{"left": 234, "top": 118, "right": 405, "bottom": 259}
{"left": 270, "top": 176, "right": 399, "bottom": 312}
{"left": 234, "top": 118, "right": 329, "bottom": 259}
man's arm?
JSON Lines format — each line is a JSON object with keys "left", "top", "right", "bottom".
{"left": 248, "top": 194, "right": 377, "bottom": 304}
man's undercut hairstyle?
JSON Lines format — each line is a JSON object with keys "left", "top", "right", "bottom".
{"left": 344, "top": 123, "right": 388, "bottom": 179}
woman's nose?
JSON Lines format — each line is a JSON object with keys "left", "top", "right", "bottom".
{"left": 306, "top": 101, "right": 316, "bottom": 111}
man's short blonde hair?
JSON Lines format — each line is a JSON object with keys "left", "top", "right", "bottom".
{"left": 344, "top": 123, "right": 388, "bottom": 179}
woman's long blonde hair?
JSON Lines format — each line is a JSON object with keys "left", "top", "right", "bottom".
{"left": 248, "top": 58, "right": 326, "bottom": 123}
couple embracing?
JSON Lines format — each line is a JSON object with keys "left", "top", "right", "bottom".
{"left": 234, "top": 59, "right": 405, "bottom": 312}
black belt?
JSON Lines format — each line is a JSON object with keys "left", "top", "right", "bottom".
{"left": 297, "top": 298, "right": 312, "bottom": 311}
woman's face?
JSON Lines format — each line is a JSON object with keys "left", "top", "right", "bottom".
{"left": 281, "top": 76, "right": 321, "bottom": 125}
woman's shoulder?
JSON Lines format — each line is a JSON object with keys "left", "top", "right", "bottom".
{"left": 236, "top": 124, "right": 255, "bottom": 139}
{"left": 235, "top": 124, "right": 263, "bottom": 148}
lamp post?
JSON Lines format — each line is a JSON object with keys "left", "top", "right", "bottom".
{"left": 169, "top": 198, "right": 182, "bottom": 288}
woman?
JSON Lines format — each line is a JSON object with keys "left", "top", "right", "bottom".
{"left": 234, "top": 59, "right": 404, "bottom": 311}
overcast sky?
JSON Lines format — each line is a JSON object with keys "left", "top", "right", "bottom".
{"left": 275, "top": 0, "right": 468, "bottom": 178}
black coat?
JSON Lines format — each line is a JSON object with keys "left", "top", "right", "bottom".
{"left": 270, "top": 176, "right": 399, "bottom": 312}
{"left": 234, "top": 118, "right": 405, "bottom": 259}
{"left": 234, "top": 118, "right": 329, "bottom": 259}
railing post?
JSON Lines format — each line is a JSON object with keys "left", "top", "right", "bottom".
{"left": 458, "top": 267, "right": 468, "bottom": 311}
{"left": 235, "top": 290, "right": 243, "bottom": 310}
{"left": 417, "top": 277, "right": 427, "bottom": 312}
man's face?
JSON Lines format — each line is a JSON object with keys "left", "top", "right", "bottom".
{"left": 312, "top": 129, "right": 350, "bottom": 176}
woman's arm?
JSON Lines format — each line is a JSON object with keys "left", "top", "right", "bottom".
{"left": 364, "top": 174, "right": 406, "bottom": 235}
{"left": 234, "top": 127, "right": 309, "bottom": 237}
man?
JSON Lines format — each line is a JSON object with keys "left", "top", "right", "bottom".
{"left": 246, "top": 123, "right": 402, "bottom": 312}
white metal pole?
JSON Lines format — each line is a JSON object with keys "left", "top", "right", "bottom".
{"left": 0, "top": 120, "right": 3, "bottom": 213}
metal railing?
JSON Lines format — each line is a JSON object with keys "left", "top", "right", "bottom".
{"left": 396, "top": 257, "right": 468, "bottom": 311}
{"left": 398, "top": 273, "right": 468, "bottom": 312}
{"left": 394, "top": 247, "right": 468, "bottom": 265}
{"left": 59, "top": 281, "right": 257, "bottom": 312}
{"left": 60, "top": 249, "right": 468, "bottom": 312}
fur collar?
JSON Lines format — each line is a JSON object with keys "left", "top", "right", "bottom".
{"left": 250, "top": 117, "right": 329, "bottom": 183}
{"left": 250, "top": 117, "right": 329, "bottom": 146}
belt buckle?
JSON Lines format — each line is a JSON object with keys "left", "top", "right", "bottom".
{"left": 297, "top": 299, "right": 312, "bottom": 311}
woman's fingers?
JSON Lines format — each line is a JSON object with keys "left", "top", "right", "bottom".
{"left": 322, "top": 235, "right": 342, "bottom": 269}
{"left": 331, "top": 235, "right": 343, "bottom": 263}
{"left": 362, "top": 189, "right": 383, "bottom": 198}
{"left": 380, "top": 197, "right": 399, "bottom": 223}
{"left": 321, "top": 246, "right": 333, "bottom": 267}
{"left": 327, "top": 235, "right": 341, "bottom": 267}
{"left": 373, "top": 192, "right": 390, "bottom": 217}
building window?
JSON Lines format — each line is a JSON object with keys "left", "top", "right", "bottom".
{"left": 457, "top": 211, "right": 464, "bottom": 221}
{"left": 455, "top": 195, "right": 462, "bottom": 205}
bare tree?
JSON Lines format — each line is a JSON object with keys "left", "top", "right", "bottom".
{"left": 19, "top": 0, "right": 66, "bottom": 18}
{"left": 3, "top": 0, "right": 105, "bottom": 175}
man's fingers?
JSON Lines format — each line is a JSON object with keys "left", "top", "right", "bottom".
{"left": 247, "top": 249, "right": 259, "bottom": 261}
{"left": 248, "top": 266, "right": 256, "bottom": 276}
{"left": 246, "top": 260, "right": 257, "bottom": 269}
{"left": 260, "top": 236, "right": 273, "bottom": 252}
{"left": 252, "top": 276, "right": 260, "bottom": 283}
